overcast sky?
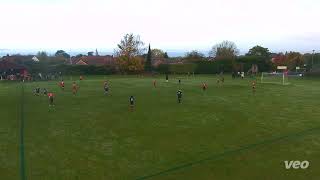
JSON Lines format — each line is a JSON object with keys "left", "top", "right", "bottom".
{"left": 0, "top": 0, "right": 319, "bottom": 54}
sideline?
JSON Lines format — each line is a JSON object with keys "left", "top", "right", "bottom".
{"left": 19, "top": 82, "right": 27, "bottom": 180}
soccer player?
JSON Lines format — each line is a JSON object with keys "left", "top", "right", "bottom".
{"left": 202, "top": 82, "right": 207, "bottom": 91}
{"left": 252, "top": 80, "right": 256, "bottom": 94}
{"left": 59, "top": 80, "right": 65, "bottom": 90}
{"left": 80, "top": 75, "right": 83, "bottom": 81}
{"left": 241, "top": 72, "right": 245, "bottom": 79}
{"left": 178, "top": 79, "right": 181, "bottom": 84}
{"left": 33, "top": 88, "right": 37, "bottom": 95}
{"left": 216, "top": 78, "right": 220, "bottom": 84}
{"left": 48, "top": 92, "right": 55, "bottom": 106}
{"left": 34, "top": 87, "right": 40, "bottom": 96}
{"left": 43, "top": 88, "right": 48, "bottom": 96}
{"left": 153, "top": 80, "right": 157, "bottom": 88}
{"left": 36, "top": 87, "right": 40, "bottom": 96}
{"left": 104, "top": 81, "right": 109, "bottom": 95}
{"left": 232, "top": 72, "right": 236, "bottom": 79}
{"left": 129, "top": 95, "right": 135, "bottom": 111}
{"left": 166, "top": 74, "right": 169, "bottom": 82}
{"left": 177, "top": 90, "right": 182, "bottom": 104}
{"left": 72, "top": 82, "right": 78, "bottom": 95}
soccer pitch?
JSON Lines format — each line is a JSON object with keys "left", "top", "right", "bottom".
{"left": 1, "top": 75, "right": 320, "bottom": 180}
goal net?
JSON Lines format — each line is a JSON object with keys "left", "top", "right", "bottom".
{"left": 260, "top": 72, "right": 290, "bottom": 85}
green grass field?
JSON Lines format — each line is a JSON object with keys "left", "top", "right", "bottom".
{"left": 1, "top": 75, "right": 320, "bottom": 180}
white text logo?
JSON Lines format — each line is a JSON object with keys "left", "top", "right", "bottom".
{"left": 284, "top": 161, "right": 309, "bottom": 169}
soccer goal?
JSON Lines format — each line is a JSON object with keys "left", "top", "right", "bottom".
{"left": 260, "top": 72, "right": 290, "bottom": 85}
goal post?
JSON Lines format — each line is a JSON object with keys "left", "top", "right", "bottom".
{"left": 261, "top": 72, "right": 289, "bottom": 85}
{"left": 261, "top": 66, "right": 289, "bottom": 85}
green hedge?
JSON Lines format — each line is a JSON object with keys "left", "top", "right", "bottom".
{"left": 169, "top": 64, "right": 197, "bottom": 74}
{"left": 194, "top": 61, "right": 232, "bottom": 74}
{"left": 54, "top": 64, "right": 117, "bottom": 75}
{"left": 236, "top": 56, "right": 271, "bottom": 72}
{"left": 23, "top": 56, "right": 273, "bottom": 75}
{"left": 157, "top": 61, "right": 233, "bottom": 74}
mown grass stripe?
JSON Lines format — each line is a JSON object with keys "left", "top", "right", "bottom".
{"left": 135, "top": 127, "right": 320, "bottom": 180}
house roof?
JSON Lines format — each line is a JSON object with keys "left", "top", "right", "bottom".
{"left": 2, "top": 55, "right": 34, "bottom": 63}
{"left": 71, "top": 55, "right": 114, "bottom": 66}
{"left": 0, "top": 60, "right": 27, "bottom": 71}
{"left": 76, "top": 60, "right": 88, "bottom": 65}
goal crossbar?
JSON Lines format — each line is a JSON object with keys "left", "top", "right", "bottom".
{"left": 261, "top": 72, "right": 290, "bottom": 85}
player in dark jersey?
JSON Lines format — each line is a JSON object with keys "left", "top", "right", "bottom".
{"left": 43, "top": 88, "right": 48, "bottom": 96}
{"left": 232, "top": 71, "right": 236, "bottom": 79}
{"left": 34, "top": 87, "right": 40, "bottom": 96}
{"left": 221, "top": 76, "right": 225, "bottom": 83}
{"left": 177, "top": 90, "right": 182, "bottom": 104}
{"left": 166, "top": 74, "right": 169, "bottom": 82}
{"left": 104, "top": 81, "right": 109, "bottom": 95}
{"left": 129, "top": 96, "right": 135, "bottom": 111}
{"left": 178, "top": 79, "right": 181, "bottom": 84}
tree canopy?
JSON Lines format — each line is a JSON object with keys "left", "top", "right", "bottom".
{"left": 246, "top": 45, "right": 270, "bottom": 57}
{"left": 151, "top": 49, "right": 166, "bottom": 58}
{"left": 115, "top": 33, "right": 145, "bottom": 58}
{"left": 55, "top": 50, "right": 70, "bottom": 59}
{"left": 114, "top": 33, "right": 146, "bottom": 73}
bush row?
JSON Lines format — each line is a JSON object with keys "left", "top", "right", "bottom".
{"left": 54, "top": 65, "right": 117, "bottom": 75}
{"left": 23, "top": 56, "right": 272, "bottom": 75}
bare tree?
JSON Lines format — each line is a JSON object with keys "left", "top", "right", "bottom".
{"left": 209, "top": 41, "right": 239, "bottom": 59}
{"left": 185, "top": 50, "right": 205, "bottom": 61}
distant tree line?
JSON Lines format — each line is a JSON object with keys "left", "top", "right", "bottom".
{"left": 4, "top": 33, "right": 320, "bottom": 76}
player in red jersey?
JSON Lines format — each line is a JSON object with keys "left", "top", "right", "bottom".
{"left": 252, "top": 80, "right": 256, "bottom": 94}
{"left": 48, "top": 92, "right": 55, "bottom": 106}
{"left": 59, "top": 80, "right": 65, "bottom": 90}
{"left": 72, "top": 82, "right": 78, "bottom": 95}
